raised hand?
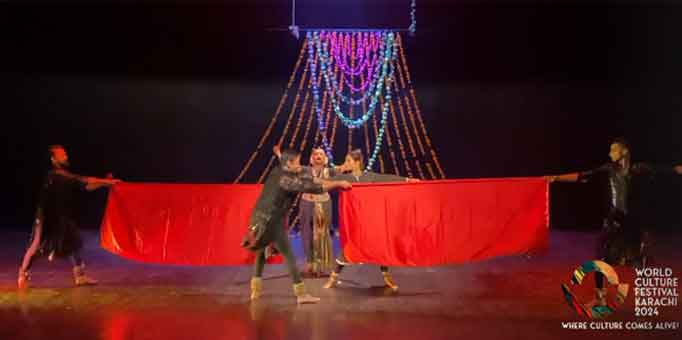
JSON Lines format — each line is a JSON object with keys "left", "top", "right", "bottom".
{"left": 339, "top": 160, "right": 352, "bottom": 173}
{"left": 273, "top": 145, "right": 282, "bottom": 158}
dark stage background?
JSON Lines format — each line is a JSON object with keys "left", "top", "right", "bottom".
{"left": 1, "top": 1, "right": 681, "bottom": 233}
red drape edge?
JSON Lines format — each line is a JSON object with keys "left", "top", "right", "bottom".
{"left": 100, "top": 183, "right": 282, "bottom": 265}
{"left": 338, "top": 178, "right": 549, "bottom": 266}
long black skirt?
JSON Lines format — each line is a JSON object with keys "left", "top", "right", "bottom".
{"left": 32, "top": 216, "right": 84, "bottom": 258}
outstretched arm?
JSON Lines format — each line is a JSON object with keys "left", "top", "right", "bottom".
{"left": 319, "top": 179, "right": 352, "bottom": 191}
{"left": 279, "top": 174, "right": 351, "bottom": 194}
{"left": 631, "top": 163, "right": 682, "bottom": 178}
{"left": 84, "top": 176, "right": 121, "bottom": 191}
{"left": 546, "top": 163, "right": 612, "bottom": 183}
{"left": 545, "top": 173, "right": 580, "bottom": 183}
{"left": 55, "top": 169, "right": 120, "bottom": 191}
{"left": 273, "top": 145, "right": 282, "bottom": 160}
{"left": 369, "top": 172, "right": 420, "bottom": 183}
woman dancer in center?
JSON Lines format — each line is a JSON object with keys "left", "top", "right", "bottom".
{"left": 325, "top": 149, "right": 419, "bottom": 292}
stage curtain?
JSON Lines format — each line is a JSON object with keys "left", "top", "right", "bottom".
{"left": 338, "top": 178, "right": 549, "bottom": 266}
{"left": 100, "top": 183, "right": 283, "bottom": 265}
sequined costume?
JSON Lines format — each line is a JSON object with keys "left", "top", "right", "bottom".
{"left": 298, "top": 166, "right": 337, "bottom": 274}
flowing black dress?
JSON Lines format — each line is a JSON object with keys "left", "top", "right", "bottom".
{"left": 31, "top": 169, "right": 88, "bottom": 258}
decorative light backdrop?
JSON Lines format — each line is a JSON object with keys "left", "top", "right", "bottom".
{"left": 235, "top": 33, "right": 444, "bottom": 183}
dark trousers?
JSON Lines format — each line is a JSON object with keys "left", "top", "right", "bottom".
{"left": 254, "top": 223, "right": 302, "bottom": 284}
{"left": 299, "top": 200, "right": 315, "bottom": 263}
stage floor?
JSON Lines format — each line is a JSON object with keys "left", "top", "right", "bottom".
{"left": 1, "top": 229, "right": 680, "bottom": 340}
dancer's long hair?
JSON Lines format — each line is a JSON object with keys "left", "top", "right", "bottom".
{"left": 348, "top": 149, "right": 365, "bottom": 169}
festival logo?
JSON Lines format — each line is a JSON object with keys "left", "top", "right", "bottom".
{"left": 560, "top": 262, "right": 681, "bottom": 331}
{"left": 561, "top": 260, "right": 630, "bottom": 319}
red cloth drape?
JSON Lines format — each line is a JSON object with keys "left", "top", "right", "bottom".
{"left": 101, "top": 178, "right": 548, "bottom": 267}
{"left": 338, "top": 178, "right": 549, "bottom": 266}
{"left": 100, "top": 183, "right": 282, "bottom": 265}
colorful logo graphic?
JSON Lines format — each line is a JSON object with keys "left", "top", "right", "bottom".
{"left": 562, "top": 260, "right": 630, "bottom": 319}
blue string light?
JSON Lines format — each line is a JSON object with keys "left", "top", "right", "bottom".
{"left": 326, "top": 33, "right": 386, "bottom": 106}
{"left": 307, "top": 33, "right": 335, "bottom": 162}
{"left": 315, "top": 31, "right": 395, "bottom": 129}
{"left": 365, "top": 39, "right": 397, "bottom": 172}
{"left": 308, "top": 31, "right": 398, "bottom": 172}
{"left": 409, "top": 0, "right": 417, "bottom": 35}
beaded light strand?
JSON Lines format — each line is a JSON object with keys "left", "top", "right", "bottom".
{"left": 257, "top": 49, "right": 314, "bottom": 183}
{"left": 378, "top": 90, "right": 400, "bottom": 176}
{"left": 370, "top": 99, "right": 386, "bottom": 173}
{"left": 234, "top": 39, "right": 307, "bottom": 183}
{"left": 313, "top": 31, "right": 395, "bottom": 129}
{"left": 397, "top": 33, "right": 446, "bottom": 178}
{"left": 387, "top": 83, "right": 414, "bottom": 178}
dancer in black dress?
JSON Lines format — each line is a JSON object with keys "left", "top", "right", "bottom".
{"left": 18, "top": 145, "right": 120, "bottom": 289}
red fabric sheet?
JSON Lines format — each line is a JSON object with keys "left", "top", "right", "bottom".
{"left": 100, "top": 183, "right": 283, "bottom": 265}
{"left": 101, "top": 178, "right": 548, "bottom": 267}
{"left": 338, "top": 178, "right": 549, "bottom": 266}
